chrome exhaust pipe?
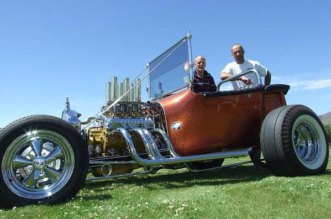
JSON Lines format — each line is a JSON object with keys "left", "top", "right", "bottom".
{"left": 115, "top": 128, "right": 252, "bottom": 166}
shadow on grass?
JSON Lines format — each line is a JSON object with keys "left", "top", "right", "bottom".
{"left": 79, "top": 161, "right": 331, "bottom": 202}
{"left": 83, "top": 164, "right": 272, "bottom": 191}
{"left": 324, "top": 169, "right": 331, "bottom": 174}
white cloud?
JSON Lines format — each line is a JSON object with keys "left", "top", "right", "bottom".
{"left": 288, "top": 79, "right": 331, "bottom": 90}
{"left": 274, "top": 75, "right": 331, "bottom": 90}
{"left": 272, "top": 67, "right": 331, "bottom": 91}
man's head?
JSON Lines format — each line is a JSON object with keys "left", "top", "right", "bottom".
{"left": 194, "top": 55, "right": 206, "bottom": 75}
{"left": 231, "top": 44, "right": 245, "bottom": 64}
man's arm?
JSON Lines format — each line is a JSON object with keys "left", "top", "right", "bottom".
{"left": 220, "top": 72, "right": 251, "bottom": 84}
{"left": 265, "top": 71, "right": 271, "bottom": 86}
{"left": 220, "top": 72, "right": 232, "bottom": 80}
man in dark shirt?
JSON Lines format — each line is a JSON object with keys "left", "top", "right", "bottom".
{"left": 192, "top": 55, "right": 217, "bottom": 93}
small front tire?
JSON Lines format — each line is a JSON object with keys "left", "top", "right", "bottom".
{"left": 0, "top": 115, "right": 89, "bottom": 208}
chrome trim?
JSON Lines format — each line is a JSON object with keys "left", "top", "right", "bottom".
{"left": 152, "top": 128, "right": 179, "bottom": 157}
{"left": 185, "top": 160, "right": 252, "bottom": 172}
{"left": 89, "top": 160, "right": 137, "bottom": 166}
{"left": 86, "top": 166, "right": 161, "bottom": 181}
{"left": 133, "top": 129, "right": 162, "bottom": 160}
{"left": 142, "top": 129, "right": 165, "bottom": 159}
{"left": 171, "top": 122, "right": 182, "bottom": 130}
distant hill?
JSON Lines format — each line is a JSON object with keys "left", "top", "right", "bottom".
{"left": 319, "top": 112, "right": 331, "bottom": 126}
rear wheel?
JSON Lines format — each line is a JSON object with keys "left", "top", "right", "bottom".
{"left": 0, "top": 115, "right": 89, "bottom": 208}
{"left": 260, "top": 105, "right": 328, "bottom": 176}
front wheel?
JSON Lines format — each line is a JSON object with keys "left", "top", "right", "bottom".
{"left": 260, "top": 105, "right": 329, "bottom": 176}
{"left": 0, "top": 115, "right": 89, "bottom": 208}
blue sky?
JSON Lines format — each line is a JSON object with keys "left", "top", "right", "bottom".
{"left": 1, "top": 0, "right": 331, "bottom": 128}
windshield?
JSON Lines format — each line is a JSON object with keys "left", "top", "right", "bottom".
{"left": 148, "top": 34, "right": 192, "bottom": 100}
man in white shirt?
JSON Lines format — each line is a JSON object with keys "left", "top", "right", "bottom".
{"left": 220, "top": 44, "right": 271, "bottom": 90}
{"left": 220, "top": 44, "right": 271, "bottom": 169}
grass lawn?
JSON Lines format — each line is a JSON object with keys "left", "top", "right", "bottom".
{"left": 0, "top": 150, "right": 330, "bottom": 219}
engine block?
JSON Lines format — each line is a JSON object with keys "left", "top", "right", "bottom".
{"left": 86, "top": 100, "right": 166, "bottom": 176}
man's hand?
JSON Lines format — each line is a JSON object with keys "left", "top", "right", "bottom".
{"left": 240, "top": 76, "right": 251, "bottom": 85}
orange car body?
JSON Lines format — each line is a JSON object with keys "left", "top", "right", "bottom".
{"left": 159, "top": 85, "right": 289, "bottom": 156}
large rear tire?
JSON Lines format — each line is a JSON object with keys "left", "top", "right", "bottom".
{"left": 260, "top": 105, "right": 328, "bottom": 176}
{"left": 0, "top": 115, "right": 89, "bottom": 208}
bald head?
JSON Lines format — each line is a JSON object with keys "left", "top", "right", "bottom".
{"left": 194, "top": 55, "right": 206, "bottom": 76}
{"left": 195, "top": 55, "right": 206, "bottom": 63}
{"left": 231, "top": 44, "right": 245, "bottom": 64}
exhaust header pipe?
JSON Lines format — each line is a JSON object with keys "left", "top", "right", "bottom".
{"left": 114, "top": 128, "right": 252, "bottom": 167}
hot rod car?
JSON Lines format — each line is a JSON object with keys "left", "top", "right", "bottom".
{"left": 0, "top": 34, "right": 328, "bottom": 208}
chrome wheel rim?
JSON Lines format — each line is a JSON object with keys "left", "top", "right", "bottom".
{"left": 2, "top": 130, "right": 75, "bottom": 200}
{"left": 292, "top": 115, "right": 327, "bottom": 169}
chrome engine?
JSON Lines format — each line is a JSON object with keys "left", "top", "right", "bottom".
{"left": 87, "top": 101, "right": 165, "bottom": 156}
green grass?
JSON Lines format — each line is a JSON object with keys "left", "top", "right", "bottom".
{"left": 1, "top": 152, "right": 331, "bottom": 219}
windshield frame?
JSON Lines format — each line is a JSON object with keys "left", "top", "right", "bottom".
{"left": 147, "top": 33, "right": 193, "bottom": 100}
